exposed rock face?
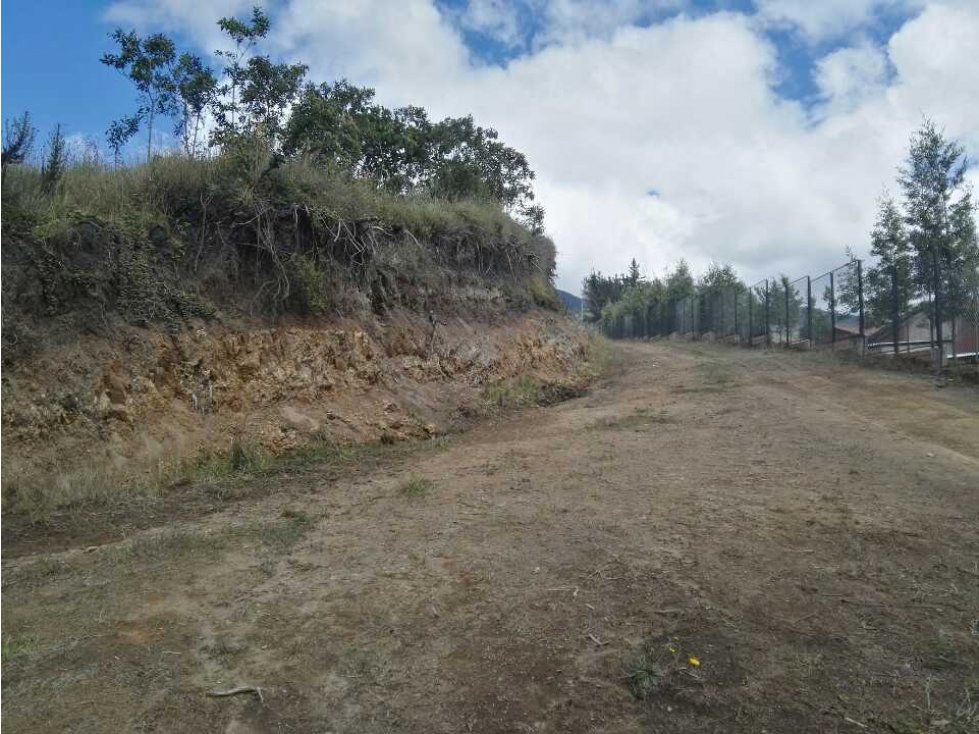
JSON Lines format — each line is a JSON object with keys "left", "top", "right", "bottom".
{"left": 1, "top": 309, "right": 590, "bottom": 497}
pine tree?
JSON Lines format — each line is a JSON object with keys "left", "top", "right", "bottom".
{"left": 897, "top": 118, "right": 977, "bottom": 346}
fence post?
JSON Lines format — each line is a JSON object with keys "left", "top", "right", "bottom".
{"left": 748, "top": 289, "right": 753, "bottom": 347}
{"left": 765, "top": 279, "right": 771, "bottom": 348}
{"left": 734, "top": 286, "right": 741, "bottom": 344}
{"left": 806, "top": 276, "right": 813, "bottom": 348}
{"left": 857, "top": 259, "right": 865, "bottom": 354}
{"left": 784, "top": 280, "right": 790, "bottom": 347}
{"left": 891, "top": 264, "right": 899, "bottom": 355}
{"left": 932, "top": 248, "right": 944, "bottom": 368}
{"left": 830, "top": 270, "right": 836, "bottom": 347}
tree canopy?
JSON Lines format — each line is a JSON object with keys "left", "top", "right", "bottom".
{"left": 97, "top": 6, "right": 541, "bottom": 229}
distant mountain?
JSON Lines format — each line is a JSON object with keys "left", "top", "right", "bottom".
{"left": 556, "top": 289, "right": 583, "bottom": 316}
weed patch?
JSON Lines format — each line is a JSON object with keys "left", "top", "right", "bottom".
{"left": 482, "top": 376, "right": 583, "bottom": 410}
{"left": 625, "top": 655, "right": 664, "bottom": 700}
{"left": 259, "top": 513, "right": 313, "bottom": 552}
{"left": 592, "top": 407, "right": 675, "bottom": 431}
{"left": 399, "top": 477, "right": 435, "bottom": 497}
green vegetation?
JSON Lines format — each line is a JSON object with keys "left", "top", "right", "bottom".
{"left": 398, "top": 476, "right": 435, "bottom": 497}
{"left": 862, "top": 119, "right": 979, "bottom": 329}
{"left": 1, "top": 6, "right": 557, "bottom": 361}
{"left": 584, "top": 258, "right": 758, "bottom": 332}
{"left": 592, "top": 120, "right": 978, "bottom": 339}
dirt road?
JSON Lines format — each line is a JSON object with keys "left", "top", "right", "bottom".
{"left": 4, "top": 342, "right": 978, "bottom": 733}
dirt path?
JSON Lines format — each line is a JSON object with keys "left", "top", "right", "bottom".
{"left": 4, "top": 342, "right": 978, "bottom": 733}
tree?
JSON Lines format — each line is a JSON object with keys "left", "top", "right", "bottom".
{"left": 428, "top": 115, "right": 536, "bottom": 210}
{"left": 2, "top": 112, "right": 37, "bottom": 180}
{"left": 284, "top": 80, "right": 377, "bottom": 170}
{"left": 627, "top": 258, "right": 642, "bottom": 286}
{"left": 102, "top": 30, "right": 179, "bottom": 160}
{"left": 284, "top": 81, "right": 433, "bottom": 190}
{"left": 172, "top": 53, "right": 217, "bottom": 156}
{"left": 240, "top": 56, "right": 307, "bottom": 147}
{"left": 521, "top": 203, "right": 545, "bottom": 236}
{"left": 698, "top": 263, "right": 743, "bottom": 336}
{"left": 864, "top": 195, "right": 913, "bottom": 327}
{"left": 898, "top": 118, "right": 976, "bottom": 347}
{"left": 582, "top": 271, "right": 626, "bottom": 322}
{"left": 213, "top": 6, "right": 270, "bottom": 144}
{"left": 107, "top": 117, "right": 141, "bottom": 164}
{"left": 41, "top": 125, "right": 68, "bottom": 194}
{"left": 665, "top": 260, "right": 695, "bottom": 301}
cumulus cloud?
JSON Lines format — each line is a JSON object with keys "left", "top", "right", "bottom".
{"left": 453, "top": 0, "right": 525, "bottom": 49}
{"left": 103, "top": 0, "right": 979, "bottom": 292}
{"left": 104, "top": 0, "right": 251, "bottom": 49}
{"left": 536, "top": 0, "right": 689, "bottom": 46}
{"left": 814, "top": 44, "right": 890, "bottom": 113}
{"left": 755, "top": 0, "right": 925, "bottom": 42}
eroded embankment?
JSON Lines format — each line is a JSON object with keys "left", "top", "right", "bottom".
{"left": 1, "top": 308, "right": 596, "bottom": 525}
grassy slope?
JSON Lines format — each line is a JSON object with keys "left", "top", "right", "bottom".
{"left": 1, "top": 151, "right": 559, "bottom": 359}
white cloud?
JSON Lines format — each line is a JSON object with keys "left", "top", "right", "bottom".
{"left": 272, "top": 0, "right": 470, "bottom": 102}
{"left": 104, "top": 0, "right": 251, "bottom": 50}
{"left": 537, "top": 0, "right": 689, "bottom": 46}
{"left": 103, "top": 0, "right": 979, "bottom": 292}
{"left": 455, "top": 0, "right": 525, "bottom": 49}
{"left": 815, "top": 44, "right": 890, "bottom": 113}
{"left": 755, "top": 0, "right": 924, "bottom": 42}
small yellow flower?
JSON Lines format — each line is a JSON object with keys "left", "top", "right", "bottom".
{"left": 688, "top": 656, "right": 701, "bottom": 668}
{"left": 668, "top": 646, "right": 677, "bottom": 654}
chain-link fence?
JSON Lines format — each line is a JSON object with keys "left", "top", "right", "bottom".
{"left": 787, "top": 276, "right": 809, "bottom": 347}
{"left": 600, "top": 258, "right": 979, "bottom": 368}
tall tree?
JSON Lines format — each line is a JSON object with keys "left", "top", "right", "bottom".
{"left": 102, "top": 30, "right": 179, "bottom": 160}
{"left": 665, "top": 260, "right": 695, "bottom": 301}
{"left": 172, "top": 53, "right": 217, "bottom": 157}
{"left": 240, "top": 56, "right": 307, "bottom": 147}
{"left": 582, "top": 271, "right": 626, "bottom": 322}
{"left": 284, "top": 80, "right": 378, "bottom": 170}
{"left": 627, "top": 258, "right": 642, "bottom": 286}
{"left": 213, "top": 6, "right": 270, "bottom": 144}
{"left": 428, "top": 115, "right": 536, "bottom": 210}
{"left": 897, "top": 118, "right": 976, "bottom": 344}
{"left": 864, "top": 195, "right": 913, "bottom": 326}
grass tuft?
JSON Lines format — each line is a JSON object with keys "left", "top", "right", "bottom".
{"left": 625, "top": 655, "right": 664, "bottom": 700}
{"left": 398, "top": 476, "right": 435, "bottom": 497}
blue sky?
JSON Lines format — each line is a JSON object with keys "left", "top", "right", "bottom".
{"left": 3, "top": 2, "right": 135, "bottom": 145}
{"left": 2, "top": 1, "right": 917, "bottom": 147}
{"left": 3, "top": 1, "right": 976, "bottom": 291}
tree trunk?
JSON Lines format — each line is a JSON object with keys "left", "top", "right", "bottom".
{"left": 147, "top": 109, "right": 154, "bottom": 162}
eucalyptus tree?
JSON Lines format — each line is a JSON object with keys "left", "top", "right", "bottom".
{"left": 173, "top": 53, "right": 218, "bottom": 156}
{"left": 102, "top": 30, "right": 179, "bottom": 160}
{"left": 213, "top": 6, "right": 270, "bottom": 144}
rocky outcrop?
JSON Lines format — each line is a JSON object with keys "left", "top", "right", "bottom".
{"left": 1, "top": 309, "right": 591, "bottom": 504}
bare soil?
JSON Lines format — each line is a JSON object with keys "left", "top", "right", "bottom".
{"left": 3, "top": 341, "right": 978, "bottom": 733}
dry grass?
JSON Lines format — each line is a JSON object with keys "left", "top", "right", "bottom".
{"left": 0, "top": 433, "right": 453, "bottom": 541}
{"left": 2, "top": 342, "right": 978, "bottom": 732}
